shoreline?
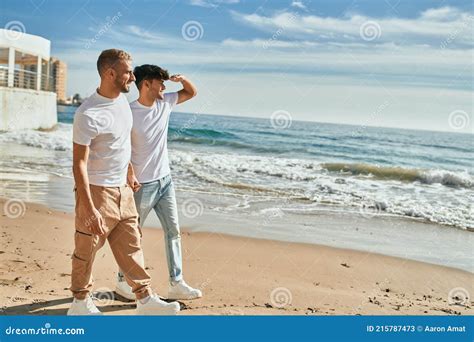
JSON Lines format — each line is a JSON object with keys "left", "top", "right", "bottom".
{"left": 0, "top": 198, "right": 473, "bottom": 315}
{"left": 0, "top": 167, "right": 473, "bottom": 273}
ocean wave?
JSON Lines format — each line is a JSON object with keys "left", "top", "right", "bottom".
{"left": 169, "top": 149, "right": 473, "bottom": 229}
{"left": 0, "top": 123, "right": 72, "bottom": 151}
{"left": 169, "top": 127, "right": 238, "bottom": 140}
{"left": 419, "top": 169, "right": 473, "bottom": 188}
{"left": 415, "top": 142, "right": 472, "bottom": 154}
{"left": 321, "top": 163, "right": 473, "bottom": 189}
{"left": 170, "top": 135, "right": 253, "bottom": 149}
{"left": 185, "top": 165, "right": 288, "bottom": 195}
{"left": 169, "top": 134, "right": 289, "bottom": 154}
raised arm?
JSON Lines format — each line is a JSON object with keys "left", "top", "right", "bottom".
{"left": 73, "top": 142, "right": 106, "bottom": 235}
{"left": 169, "top": 74, "right": 197, "bottom": 104}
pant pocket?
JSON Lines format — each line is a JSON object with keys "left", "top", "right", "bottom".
{"left": 72, "top": 230, "right": 95, "bottom": 261}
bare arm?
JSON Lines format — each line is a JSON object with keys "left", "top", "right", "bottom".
{"left": 73, "top": 142, "right": 106, "bottom": 235}
{"left": 127, "top": 162, "right": 141, "bottom": 192}
{"left": 170, "top": 74, "right": 197, "bottom": 104}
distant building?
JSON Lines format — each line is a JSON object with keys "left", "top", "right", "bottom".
{"left": 50, "top": 57, "right": 67, "bottom": 103}
{"left": 0, "top": 29, "right": 57, "bottom": 131}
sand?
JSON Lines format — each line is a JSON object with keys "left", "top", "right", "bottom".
{"left": 0, "top": 198, "right": 472, "bottom": 315}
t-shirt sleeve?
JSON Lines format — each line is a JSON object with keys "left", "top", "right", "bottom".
{"left": 163, "top": 92, "right": 179, "bottom": 109}
{"left": 73, "top": 112, "right": 98, "bottom": 146}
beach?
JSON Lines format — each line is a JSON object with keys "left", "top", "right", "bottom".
{"left": 0, "top": 109, "right": 473, "bottom": 316}
{"left": 1, "top": 5, "right": 473, "bottom": 342}
{"left": 1, "top": 198, "right": 472, "bottom": 315}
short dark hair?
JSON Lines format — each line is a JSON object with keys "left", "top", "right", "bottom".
{"left": 96, "top": 49, "right": 132, "bottom": 76}
{"left": 134, "top": 64, "right": 169, "bottom": 89}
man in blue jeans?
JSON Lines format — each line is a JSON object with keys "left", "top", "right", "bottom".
{"left": 116, "top": 64, "right": 202, "bottom": 300}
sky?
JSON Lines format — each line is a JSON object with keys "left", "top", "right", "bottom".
{"left": 1, "top": 0, "right": 473, "bottom": 133}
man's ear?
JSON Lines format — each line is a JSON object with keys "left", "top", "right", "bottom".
{"left": 106, "top": 67, "right": 115, "bottom": 80}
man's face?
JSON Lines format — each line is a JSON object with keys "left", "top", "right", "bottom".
{"left": 148, "top": 79, "right": 166, "bottom": 100}
{"left": 112, "top": 59, "right": 135, "bottom": 93}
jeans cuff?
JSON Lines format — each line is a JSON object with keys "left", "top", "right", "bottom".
{"left": 170, "top": 275, "right": 183, "bottom": 285}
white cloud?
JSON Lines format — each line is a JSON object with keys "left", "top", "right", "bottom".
{"left": 189, "top": 0, "right": 239, "bottom": 8}
{"left": 231, "top": 7, "right": 474, "bottom": 48}
{"left": 420, "top": 6, "right": 463, "bottom": 21}
{"left": 58, "top": 25, "right": 472, "bottom": 85}
{"left": 53, "top": 8, "right": 473, "bottom": 133}
{"left": 222, "top": 38, "right": 320, "bottom": 48}
{"left": 291, "top": 1, "right": 307, "bottom": 11}
{"left": 55, "top": 17, "right": 472, "bottom": 95}
{"left": 126, "top": 25, "right": 163, "bottom": 41}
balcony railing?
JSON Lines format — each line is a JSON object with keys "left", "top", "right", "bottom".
{"left": 0, "top": 67, "right": 7, "bottom": 87}
{"left": 41, "top": 73, "right": 53, "bottom": 92}
{"left": 0, "top": 66, "right": 54, "bottom": 92}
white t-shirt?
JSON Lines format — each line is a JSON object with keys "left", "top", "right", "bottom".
{"left": 130, "top": 92, "right": 179, "bottom": 183}
{"left": 73, "top": 91, "right": 132, "bottom": 187}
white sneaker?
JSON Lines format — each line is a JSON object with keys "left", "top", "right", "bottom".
{"left": 168, "top": 280, "right": 202, "bottom": 300}
{"left": 67, "top": 296, "right": 103, "bottom": 316}
{"left": 115, "top": 279, "right": 135, "bottom": 301}
{"left": 136, "top": 295, "right": 180, "bottom": 315}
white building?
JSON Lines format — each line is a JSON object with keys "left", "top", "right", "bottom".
{"left": 0, "top": 28, "right": 57, "bottom": 131}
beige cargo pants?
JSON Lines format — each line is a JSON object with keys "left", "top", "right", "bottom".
{"left": 70, "top": 184, "right": 152, "bottom": 300}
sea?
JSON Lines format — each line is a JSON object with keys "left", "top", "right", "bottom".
{"left": 0, "top": 105, "right": 472, "bottom": 271}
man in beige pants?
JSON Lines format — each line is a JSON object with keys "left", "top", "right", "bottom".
{"left": 68, "top": 49, "right": 179, "bottom": 315}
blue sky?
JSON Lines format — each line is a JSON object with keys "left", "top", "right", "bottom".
{"left": 1, "top": 0, "right": 473, "bottom": 133}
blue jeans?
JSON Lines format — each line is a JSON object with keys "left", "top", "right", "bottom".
{"left": 119, "top": 174, "right": 183, "bottom": 282}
